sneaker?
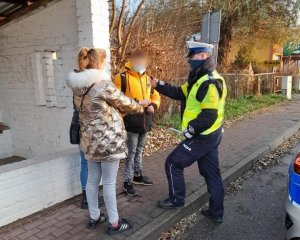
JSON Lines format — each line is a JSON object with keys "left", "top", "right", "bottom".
{"left": 201, "top": 209, "right": 223, "bottom": 223}
{"left": 133, "top": 175, "right": 153, "bottom": 186}
{"left": 123, "top": 182, "right": 136, "bottom": 195}
{"left": 87, "top": 213, "right": 106, "bottom": 229}
{"left": 107, "top": 218, "right": 132, "bottom": 235}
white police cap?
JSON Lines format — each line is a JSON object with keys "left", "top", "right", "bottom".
{"left": 186, "top": 41, "right": 214, "bottom": 57}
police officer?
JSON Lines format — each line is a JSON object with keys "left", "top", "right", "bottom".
{"left": 151, "top": 41, "right": 227, "bottom": 223}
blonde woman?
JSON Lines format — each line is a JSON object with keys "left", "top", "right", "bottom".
{"left": 68, "top": 48, "right": 143, "bottom": 234}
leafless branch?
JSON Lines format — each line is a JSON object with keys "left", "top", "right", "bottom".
{"left": 117, "top": 0, "right": 127, "bottom": 55}
{"left": 120, "top": 0, "right": 146, "bottom": 64}
{"left": 109, "top": 0, "right": 116, "bottom": 35}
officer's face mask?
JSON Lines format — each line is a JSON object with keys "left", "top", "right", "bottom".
{"left": 133, "top": 64, "right": 146, "bottom": 74}
{"left": 188, "top": 59, "right": 206, "bottom": 72}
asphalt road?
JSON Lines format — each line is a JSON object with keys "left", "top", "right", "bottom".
{"left": 182, "top": 147, "right": 298, "bottom": 240}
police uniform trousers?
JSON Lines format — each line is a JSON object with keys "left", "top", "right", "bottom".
{"left": 165, "top": 131, "right": 224, "bottom": 217}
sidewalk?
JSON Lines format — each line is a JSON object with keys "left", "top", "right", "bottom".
{"left": 1, "top": 95, "right": 300, "bottom": 240}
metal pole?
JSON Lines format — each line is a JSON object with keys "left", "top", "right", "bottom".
{"left": 234, "top": 74, "right": 237, "bottom": 98}
{"left": 258, "top": 74, "right": 261, "bottom": 96}
{"left": 207, "top": 10, "right": 211, "bottom": 43}
{"left": 214, "top": 42, "right": 219, "bottom": 65}
{"left": 215, "top": 10, "right": 221, "bottom": 66}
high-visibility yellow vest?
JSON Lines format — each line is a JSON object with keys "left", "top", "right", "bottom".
{"left": 181, "top": 70, "right": 227, "bottom": 135}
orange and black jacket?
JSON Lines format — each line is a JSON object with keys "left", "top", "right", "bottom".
{"left": 114, "top": 61, "right": 161, "bottom": 133}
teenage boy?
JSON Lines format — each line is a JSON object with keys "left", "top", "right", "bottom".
{"left": 114, "top": 50, "right": 161, "bottom": 195}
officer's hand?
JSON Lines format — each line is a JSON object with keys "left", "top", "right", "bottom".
{"left": 183, "top": 128, "right": 194, "bottom": 139}
{"left": 147, "top": 105, "right": 155, "bottom": 113}
{"left": 150, "top": 77, "right": 159, "bottom": 88}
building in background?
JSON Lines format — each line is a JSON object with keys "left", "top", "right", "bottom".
{"left": 0, "top": 0, "right": 110, "bottom": 227}
{"left": 270, "top": 44, "right": 283, "bottom": 61}
{"left": 283, "top": 43, "right": 300, "bottom": 86}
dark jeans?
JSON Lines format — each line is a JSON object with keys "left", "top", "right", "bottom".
{"left": 165, "top": 134, "right": 224, "bottom": 217}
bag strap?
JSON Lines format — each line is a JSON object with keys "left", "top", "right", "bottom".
{"left": 120, "top": 73, "right": 127, "bottom": 93}
{"left": 149, "top": 76, "right": 154, "bottom": 95}
{"left": 79, "top": 83, "right": 95, "bottom": 111}
{"left": 121, "top": 72, "right": 154, "bottom": 96}
{"left": 150, "top": 87, "right": 154, "bottom": 95}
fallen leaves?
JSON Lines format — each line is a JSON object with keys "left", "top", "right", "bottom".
{"left": 143, "top": 126, "right": 181, "bottom": 156}
{"left": 254, "top": 131, "right": 300, "bottom": 172}
{"left": 159, "top": 213, "right": 197, "bottom": 240}
{"left": 227, "top": 130, "right": 300, "bottom": 193}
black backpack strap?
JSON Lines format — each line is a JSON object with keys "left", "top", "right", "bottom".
{"left": 148, "top": 76, "right": 154, "bottom": 95}
{"left": 150, "top": 87, "right": 154, "bottom": 95}
{"left": 120, "top": 72, "right": 127, "bottom": 93}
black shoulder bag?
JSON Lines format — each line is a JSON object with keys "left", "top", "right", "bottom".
{"left": 69, "top": 84, "right": 94, "bottom": 145}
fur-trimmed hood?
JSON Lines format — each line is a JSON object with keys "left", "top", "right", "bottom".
{"left": 67, "top": 69, "right": 111, "bottom": 95}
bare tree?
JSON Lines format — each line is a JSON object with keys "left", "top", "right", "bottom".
{"left": 109, "top": 0, "right": 201, "bottom": 73}
{"left": 203, "top": 0, "right": 300, "bottom": 70}
{"left": 108, "top": 0, "right": 300, "bottom": 113}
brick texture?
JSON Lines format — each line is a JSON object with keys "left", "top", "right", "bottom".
{"left": 0, "top": 98, "right": 300, "bottom": 240}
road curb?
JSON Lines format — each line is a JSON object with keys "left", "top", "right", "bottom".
{"left": 127, "top": 122, "right": 300, "bottom": 240}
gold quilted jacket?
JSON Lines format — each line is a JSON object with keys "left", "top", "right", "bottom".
{"left": 67, "top": 69, "right": 143, "bottom": 162}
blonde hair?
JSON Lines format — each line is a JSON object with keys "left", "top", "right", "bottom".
{"left": 77, "top": 47, "right": 107, "bottom": 70}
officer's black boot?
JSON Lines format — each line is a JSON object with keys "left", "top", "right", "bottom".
{"left": 201, "top": 209, "right": 223, "bottom": 223}
{"left": 157, "top": 198, "right": 184, "bottom": 209}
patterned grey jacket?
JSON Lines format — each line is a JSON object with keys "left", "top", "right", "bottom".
{"left": 67, "top": 69, "right": 143, "bottom": 162}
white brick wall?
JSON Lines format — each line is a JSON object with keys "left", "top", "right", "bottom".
{"left": 76, "top": 0, "right": 111, "bottom": 66}
{"left": 0, "top": 110, "right": 14, "bottom": 158}
{"left": 0, "top": 0, "right": 111, "bottom": 227}
{"left": 0, "top": 0, "right": 110, "bottom": 158}
{"left": 0, "top": 129, "right": 14, "bottom": 159}
{"left": 0, "top": 148, "right": 81, "bottom": 227}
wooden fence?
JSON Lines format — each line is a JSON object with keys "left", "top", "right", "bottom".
{"left": 222, "top": 73, "right": 276, "bottom": 99}
{"left": 157, "top": 72, "right": 279, "bottom": 116}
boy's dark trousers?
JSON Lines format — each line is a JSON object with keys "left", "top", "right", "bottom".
{"left": 165, "top": 133, "right": 224, "bottom": 217}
